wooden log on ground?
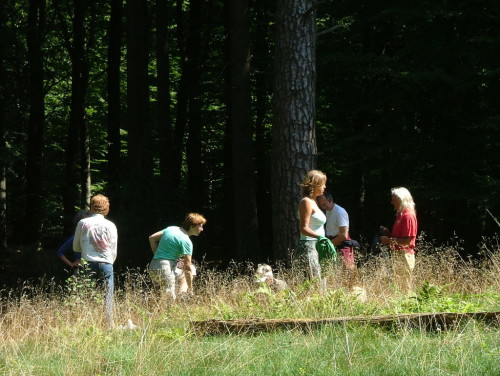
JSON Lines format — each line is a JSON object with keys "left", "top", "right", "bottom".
{"left": 190, "top": 311, "right": 500, "bottom": 335}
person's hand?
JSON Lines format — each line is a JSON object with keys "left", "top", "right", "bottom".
{"left": 72, "top": 260, "right": 82, "bottom": 268}
{"left": 379, "top": 226, "right": 389, "bottom": 235}
{"left": 178, "top": 290, "right": 194, "bottom": 301}
{"left": 379, "top": 236, "right": 390, "bottom": 245}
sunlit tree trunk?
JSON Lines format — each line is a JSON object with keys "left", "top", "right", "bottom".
{"left": 272, "top": 0, "right": 317, "bottom": 261}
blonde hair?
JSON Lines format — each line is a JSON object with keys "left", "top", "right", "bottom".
{"left": 181, "top": 212, "right": 207, "bottom": 230}
{"left": 90, "top": 194, "right": 110, "bottom": 216}
{"left": 391, "top": 187, "right": 415, "bottom": 213}
{"left": 300, "top": 170, "right": 327, "bottom": 197}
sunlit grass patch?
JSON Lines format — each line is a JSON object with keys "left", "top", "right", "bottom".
{"left": 0, "top": 238, "right": 499, "bottom": 375}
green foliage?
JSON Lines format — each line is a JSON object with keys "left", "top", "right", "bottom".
{"left": 1, "top": 244, "right": 500, "bottom": 375}
{"left": 386, "top": 281, "right": 500, "bottom": 314}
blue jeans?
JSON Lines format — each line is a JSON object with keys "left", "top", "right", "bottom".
{"left": 87, "top": 262, "right": 114, "bottom": 324}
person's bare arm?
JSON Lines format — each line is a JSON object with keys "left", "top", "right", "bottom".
{"left": 332, "top": 226, "right": 348, "bottom": 246}
{"left": 59, "top": 255, "right": 79, "bottom": 268}
{"left": 380, "top": 236, "right": 412, "bottom": 248}
{"left": 149, "top": 231, "right": 163, "bottom": 253}
{"left": 182, "top": 254, "right": 193, "bottom": 293}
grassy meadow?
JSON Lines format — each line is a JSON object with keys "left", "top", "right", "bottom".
{"left": 1, "top": 236, "right": 499, "bottom": 376}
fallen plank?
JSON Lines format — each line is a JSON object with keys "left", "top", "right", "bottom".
{"left": 190, "top": 311, "right": 500, "bottom": 335}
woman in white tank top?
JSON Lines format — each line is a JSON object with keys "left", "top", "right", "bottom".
{"left": 298, "top": 170, "right": 327, "bottom": 293}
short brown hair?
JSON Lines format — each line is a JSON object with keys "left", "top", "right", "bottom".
{"left": 90, "top": 194, "right": 110, "bottom": 216}
{"left": 181, "top": 212, "right": 207, "bottom": 230}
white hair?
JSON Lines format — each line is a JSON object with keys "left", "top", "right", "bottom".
{"left": 391, "top": 187, "right": 415, "bottom": 213}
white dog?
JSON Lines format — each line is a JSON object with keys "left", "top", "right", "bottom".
{"left": 255, "top": 264, "right": 288, "bottom": 291}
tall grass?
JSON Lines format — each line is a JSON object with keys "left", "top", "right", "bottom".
{"left": 0, "top": 237, "right": 499, "bottom": 375}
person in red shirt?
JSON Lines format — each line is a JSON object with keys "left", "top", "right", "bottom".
{"left": 379, "top": 187, "right": 418, "bottom": 292}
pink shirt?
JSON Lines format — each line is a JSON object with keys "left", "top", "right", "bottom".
{"left": 391, "top": 209, "right": 418, "bottom": 254}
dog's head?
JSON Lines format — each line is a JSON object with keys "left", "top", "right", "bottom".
{"left": 255, "top": 263, "right": 273, "bottom": 282}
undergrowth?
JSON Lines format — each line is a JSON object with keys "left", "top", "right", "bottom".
{"left": 0, "top": 237, "right": 499, "bottom": 375}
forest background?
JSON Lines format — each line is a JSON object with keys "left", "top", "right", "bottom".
{"left": 0, "top": 0, "right": 499, "bottom": 286}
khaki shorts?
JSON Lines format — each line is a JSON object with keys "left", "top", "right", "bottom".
{"left": 149, "top": 258, "right": 178, "bottom": 299}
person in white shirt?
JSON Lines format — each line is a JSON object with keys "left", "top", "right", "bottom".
{"left": 298, "top": 170, "right": 328, "bottom": 293}
{"left": 73, "top": 194, "right": 118, "bottom": 327}
{"left": 317, "top": 191, "right": 360, "bottom": 288}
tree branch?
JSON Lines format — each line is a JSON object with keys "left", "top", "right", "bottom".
{"left": 317, "top": 24, "right": 342, "bottom": 37}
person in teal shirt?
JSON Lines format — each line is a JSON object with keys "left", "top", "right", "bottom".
{"left": 148, "top": 213, "right": 207, "bottom": 299}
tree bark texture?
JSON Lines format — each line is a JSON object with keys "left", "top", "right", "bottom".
{"left": 75, "top": 1, "right": 91, "bottom": 208}
{"left": 126, "top": 0, "right": 151, "bottom": 182}
{"left": 124, "top": 0, "right": 152, "bottom": 263}
{"left": 228, "top": 0, "right": 260, "bottom": 260}
{"left": 25, "top": 0, "right": 46, "bottom": 244}
{"left": 107, "top": 0, "right": 123, "bottom": 202}
{"left": 186, "top": 0, "right": 204, "bottom": 211}
{"left": 253, "top": 0, "right": 274, "bottom": 256}
{"left": 272, "top": 0, "right": 317, "bottom": 260}
{"left": 169, "top": 0, "right": 189, "bottom": 195}
{"left": 62, "top": 0, "right": 91, "bottom": 229}
{"left": 0, "top": 0, "right": 7, "bottom": 248}
{"left": 156, "top": 0, "right": 172, "bottom": 195}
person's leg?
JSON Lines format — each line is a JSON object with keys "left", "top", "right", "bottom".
{"left": 340, "top": 247, "right": 360, "bottom": 289}
{"left": 98, "top": 263, "right": 114, "bottom": 326}
{"left": 148, "top": 259, "right": 165, "bottom": 294}
{"left": 87, "top": 262, "right": 114, "bottom": 327}
{"left": 402, "top": 252, "right": 415, "bottom": 292}
{"left": 300, "top": 240, "right": 325, "bottom": 294}
{"left": 149, "top": 259, "right": 177, "bottom": 299}
{"left": 176, "top": 268, "right": 188, "bottom": 294}
{"left": 392, "top": 251, "right": 415, "bottom": 293}
{"left": 160, "top": 260, "right": 177, "bottom": 299}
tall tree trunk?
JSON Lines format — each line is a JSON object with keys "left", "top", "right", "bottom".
{"left": 221, "top": 0, "right": 235, "bottom": 262}
{"left": 253, "top": 0, "right": 273, "bottom": 258}
{"left": 185, "top": 0, "right": 203, "bottom": 210}
{"left": 0, "top": 0, "right": 7, "bottom": 249}
{"left": 167, "top": 0, "right": 189, "bottom": 199}
{"left": 125, "top": 0, "right": 151, "bottom": 263}
{"left": 79, "top": 73, "right": 91, "bottom": 209}
{"left": 63, "top": 0, "right": 91, "bottom": 230}
{"left": 228, "top": 0, "right": 260, "bottom": 261}
{"left": 78, "top": 1, "right": 92, "bottom": 207}
{"left": 0, "top": 115, "right": 5, "bottom": 248}
{"left": 156, "top": 0, "right": 172, "bottom": 199}
{"left": 25, "top": 0, "right": 46, "bottom": 245}
{"left": 0, "top": 111, "right": 5, "bottom": 249}
{"left": 107, "top": 0, "right": 123, "bottom": 204}
{"left": 272, "top": 0, "right": 317, "bottom": 261}
{"left": 127, "top": 0, "right": 151, "bottom": 179}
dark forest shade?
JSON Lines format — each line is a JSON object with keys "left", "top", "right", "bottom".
{"left": 0, "top": 0, "right": 498, "bottom": 282}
